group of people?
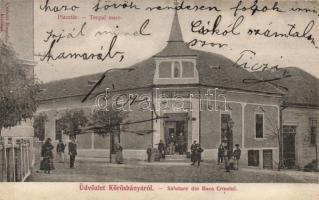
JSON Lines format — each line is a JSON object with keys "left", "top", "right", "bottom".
{"left": 218, "top": 143, "right": 241, "bottom": 172}
{"left": 42, "top": 137, "right": 240, "bottom": 172}
{"left": 146, "top": 139, "right": 205, "bottom": 165}
{"left": 146, "top": 139, "right": 241, "bottom": 172}
{"left": 41, "top": 138, "right": 125, "bottom": 174}
{"left": 40, "top": 137, "right": 78, "bottom": 174}
{"left": 146, "top": 140, "right": 165, "bottom": 162}
{"left": 167, "top": 132, "right": 186, "bottom": 155}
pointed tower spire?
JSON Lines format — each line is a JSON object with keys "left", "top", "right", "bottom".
{"left": 154, "top": 0, "right": 196, "bottom": 57}
{"left": 168, "top": 1, "right": 183, "bottom": 42}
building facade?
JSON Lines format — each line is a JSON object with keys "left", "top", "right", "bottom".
{"left": 255, "top": 68, "right": 319, "bottom": 169}
{"left": 36, "top": 10, "right": 318, "bottom": 169}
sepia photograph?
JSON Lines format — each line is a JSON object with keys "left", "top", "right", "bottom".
{"left": 0, "top": 0, "right": 319, "bottom": 197}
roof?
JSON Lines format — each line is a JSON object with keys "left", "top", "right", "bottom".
{"left": 37, "top": 49, "right": 284, "bottom": 101}
{"left": 37, "top": 58, "right": 156, "bottom": 101}
{"left": 154, "top": 11, "right": 195, "bottom": 58}
{"left": 253, "top": 67, "right": 319, "bottom": 108}
{"left": 168, "top": 9, "right": 183, "bottom": 42}
{"left": 154, "top": 42, "right": 197, "bottom": 57}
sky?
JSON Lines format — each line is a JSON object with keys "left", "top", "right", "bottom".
{"left": 34, "top": 0, "right": 319, "bottom": 82}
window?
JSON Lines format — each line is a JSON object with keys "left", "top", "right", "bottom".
{"left": 55, "top": 119, "right": 63, "bottom": 141}
{"left": 173, "top": 62, "right": 181, "bottom": 78}
{"left": 182, "top": 61, "right": 195, "bottom": 77}
{"left": 248, "top": 150, "right": 259, "bottom": 166}
{"left": 158, "top": 60, "right": 195, "bottom": 79}
{"left": 283, "top": 126, "right": 296, "bottom": 168}
{"left": 263, "top": 150, "right": 273, "bottom": 169}
{"left": 158, "top": 62, "right": 171, "bottom": 78}
{"left": 256, "top": 114, "right": 264, "bottom": 138}
{"left": 310, "top": 118, "right": 317, "bottom": 144}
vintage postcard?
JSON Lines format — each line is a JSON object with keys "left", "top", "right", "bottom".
{"left": 0, "top": 0, "right": 319, "bottom": 199}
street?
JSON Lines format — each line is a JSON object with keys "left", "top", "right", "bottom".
{"left": 27, "top": 158, "right": 319, "bottom": 183}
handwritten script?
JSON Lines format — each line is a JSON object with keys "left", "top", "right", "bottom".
{"left": 38, "top": 0, "right": 318, "bottom": 70}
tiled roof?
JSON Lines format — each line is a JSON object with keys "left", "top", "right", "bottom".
{"left": 195, "top": 50, "right": 283, "bottom": 94}
{"left": 253, "top": 67, "right": 319, "bottom": 108}
{"left": 37, "top": 48, "right": 284, "bottom": 101}
{"left": 37, "top": 58, "right": 156, "bottom": 101}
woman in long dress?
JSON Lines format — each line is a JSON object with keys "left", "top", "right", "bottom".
{"left": 115, "top": 142, "right": 124, "bottom": 164}
{"left": 41, "top": 138, "right": 54, "bottom": 174}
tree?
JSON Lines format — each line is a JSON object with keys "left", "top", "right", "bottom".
{"left": 56, "top": 109, "right": 89, "bottom": 138}
{"left": 0, "top": 40, "right": 39, "bottom": 134}
{"left": 91, "top": 108, "right": 126, "bottom": 162}
{"left": 304, "top": 118, "right": 318, "bottom": 170}
{"left": 33, "top": 113, "right": 48, "bottom": 141}
{"left": 265, "top": 111, "right": 283, "bottom": 170}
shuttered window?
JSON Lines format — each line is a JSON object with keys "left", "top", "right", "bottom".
{"left": 248, "top": 150, "right": 259, "bottom": 166}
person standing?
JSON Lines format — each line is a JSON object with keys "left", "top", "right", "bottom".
{"left": 177, "top": 132, "right": 184, "bottom": 155}
{"left": 191, "top": 144, "right": 204, "bottom": 166}
{"left": 233, "top": 144, "right": 241, "bottom": 170}
{"left": 157, "top": 139, "right": 165, "bottom": 159}
{"left": 56, "top": 139, "right": 65, "bottom": 163}
{"left": 41, "top": 138, "right": 54, "bottom": 174}
{"left": 168, "top": 132, "right": 175, "bottom": 155}
{"left": 190, "top": 140, "right": 197, "bottom": 163}
{"left": 217, "top": 144, "right": 224, "bottom": 165}
{"left": 224, "top": 146, "right": 231, "bottom": 172}
{"left": 115, "top": 142, "right": 124, "bottom": 164}
{"left": 146, "top": 145, "right": 152, "bottom": 162}
{"left": 68, "top": 137, "right": 77, "bottom": 169}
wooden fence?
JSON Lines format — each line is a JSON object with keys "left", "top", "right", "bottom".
{"left": 0, "top": 137, "right": 34, "bottom": 182}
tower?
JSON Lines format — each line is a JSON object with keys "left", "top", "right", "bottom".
{"left": 153, "top": 5, "right": 199, "bottom": 85}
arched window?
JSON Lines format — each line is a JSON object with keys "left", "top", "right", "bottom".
{"left": 173, "top": 62, "right": 181, "bottom": 78}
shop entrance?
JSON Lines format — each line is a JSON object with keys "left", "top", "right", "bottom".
{"left": 163, "top": 113, "right": 188, "bottom": 155}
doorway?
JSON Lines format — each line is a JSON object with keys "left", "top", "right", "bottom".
{"left": 283, "top": 126, "right": 296, "bottom": 169}
{"left": 263, "top": 149, "right": 273, "bottom": 169}
{"left": 221, "top": 114, "right": 233, "bottom": 153}
{"left": 163, "top": 113, "right": 188, "bottom": 155}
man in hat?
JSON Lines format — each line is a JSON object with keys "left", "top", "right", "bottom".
{"left": 68, "top": 137, "right": 77, "bottom": 168}
{"left": 217, "top": 144, "right": 224, "bottom": 165}
{"left": 56, "top": 139, "right": 65, "bottom": 163}
{"left": 191, "top": 144, "right": 204, "bottom": 167}
{"left": 190, "top": 140, "right": 198, "bottom": 163}
{"left": 233, "top": 144, "right": 241, "bottom": 170}
{"left": 157, "top": 139, "right": 166, "bottom": 159}
{"left": 224, "top": 146, "right": 231, "bottom": 172}
{"left": 168, "top": 132, "right": 176, "bottom": 155}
